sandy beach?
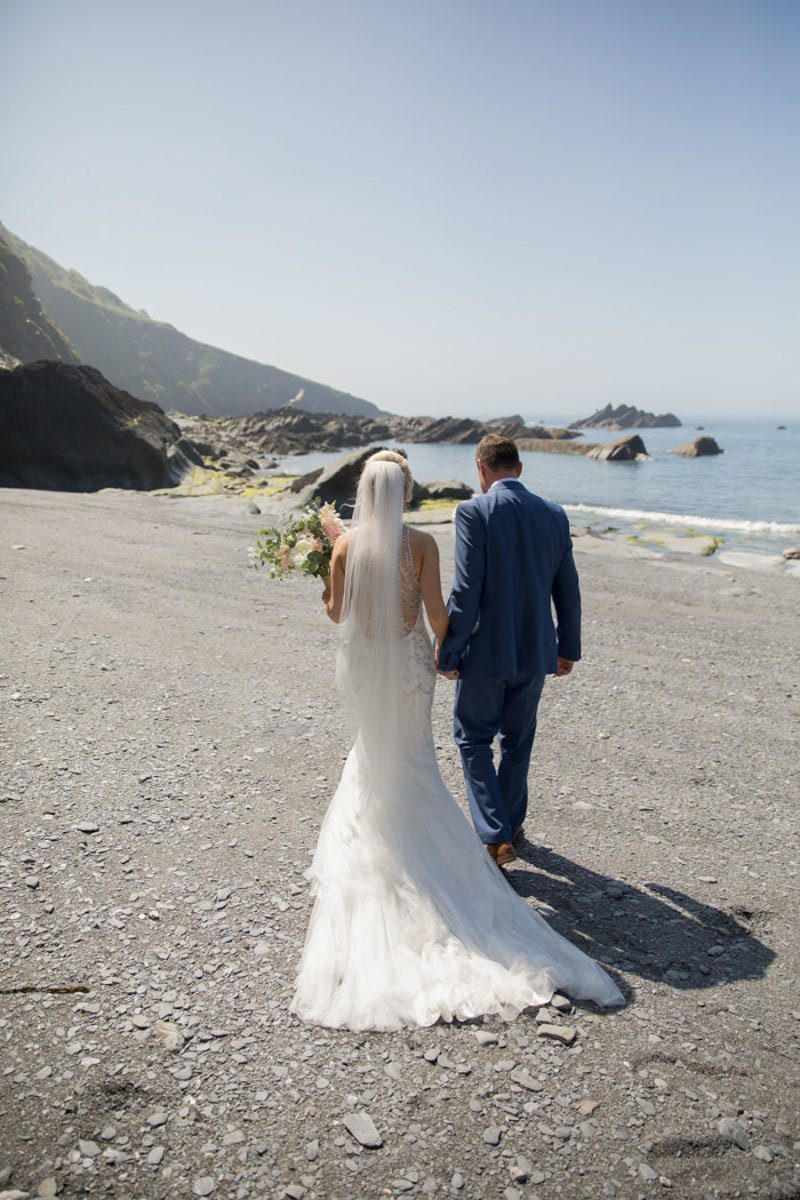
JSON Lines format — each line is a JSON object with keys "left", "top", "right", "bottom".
{"left": 1, "top": 487, "right": 798, "bottom": 1200}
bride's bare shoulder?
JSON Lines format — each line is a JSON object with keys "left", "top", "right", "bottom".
{"left": 406, "top": 526, "right": 434, "bottom": 548}
{"left": 406, "top": 526, "right": 439, "bottom": 566}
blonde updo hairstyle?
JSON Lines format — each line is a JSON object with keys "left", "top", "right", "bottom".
{"left": 363, "top": 449, "right": 414, "bottom": 504}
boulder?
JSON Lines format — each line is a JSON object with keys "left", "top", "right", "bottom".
{"left": 287, "top": 445, "right": 400, "bottom": 517}
{"left": 782, "top": 546, "right": 800, "bottom": 560}
{"left": 417, "top": 479, "right": 473, "bottom": 501}
{"left": 0, "top": 360, "right": 203, "bottom": 491}
{"left": 586, "top": 433, "right": 649, "bottom": 461}
{"left": 670, "top": 436, "right": 723, "bottom": 457}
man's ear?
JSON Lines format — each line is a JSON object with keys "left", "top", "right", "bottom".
{"left": 515, "top": 462, "right": 522, "bottom": 478}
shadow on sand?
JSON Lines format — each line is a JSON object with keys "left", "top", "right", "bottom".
{"left": 504, "top": 838, "right": 775, "bottom": 1001}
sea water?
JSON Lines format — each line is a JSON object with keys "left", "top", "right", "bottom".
{"left": 278, "top": 418, "right": 799, "bottom": 562}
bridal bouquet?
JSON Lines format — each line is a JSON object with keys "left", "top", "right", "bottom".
{"left": 248, "top": 499, "right": 346, "bottom": 579}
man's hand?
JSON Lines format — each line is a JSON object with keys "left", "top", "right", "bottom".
{"left": 434, "top": 639, "right": 459, "bottom": 679}
{"left": 554, "top": 657, "right": 574, "bottom": 677}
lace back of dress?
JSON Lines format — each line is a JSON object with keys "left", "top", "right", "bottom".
{"left": 400, "top": 528, "right": 422, "bottom": 635}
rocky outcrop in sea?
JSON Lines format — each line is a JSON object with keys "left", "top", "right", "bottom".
{"left": 570, "top": 403, "right": 681, "bottom": 429}
{"left": 670, "top": 435, "right": 723, "bottom": 457}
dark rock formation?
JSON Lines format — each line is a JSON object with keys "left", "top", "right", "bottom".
{"left": 516, "top": 437, "right": 593, "bottom": 456}
{"left": 0, "top": 237, "right": 79, "bottom": 366}
{"left": 517, "top": 433, "right": 650, "bottom": 461}
{"left": 586, "top": 433, "right": 649, "bottom": 461}
{"left": 0, "top": 361, "right": 203, "bottom": 491}
{"left": 1, "top": 224, "right": 381, "bottom": 419}
{"left": 670, "top": 436, "right": 723, "bottom": 457}
{"left": 287, "top": 446, "right": 396, "bottom": 517}
{"left": 395, "top": 416, "right": 578, "bottom": 444}
{"left": 176, "top": 409, "right": 578, "bottom": 459}
{"left": 236, "top": 409, "right": 394, "bottom": 456}
{"left": 570, "top": 404, "right": 681, "bottom": 429}
{"left": 418, "top": 479, "right": 473, "bottom": 500}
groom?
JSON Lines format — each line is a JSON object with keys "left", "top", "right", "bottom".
{"left": 437, "top": 434, "right": 581, "bottom": 867}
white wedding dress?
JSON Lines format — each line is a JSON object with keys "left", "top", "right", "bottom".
{"left": 291, "top": 525, "right": 623, "bottom": 1031}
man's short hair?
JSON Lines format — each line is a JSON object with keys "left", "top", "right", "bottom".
{"left": 476, "top": 433, "right": 520, "bottom": 471}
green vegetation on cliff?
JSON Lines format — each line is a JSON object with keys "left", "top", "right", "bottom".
{"left": 0, "top": 235, "right": 79, "bottom": 366}
{"left": 1, "top": 224, "right": 381, "bottom": 418}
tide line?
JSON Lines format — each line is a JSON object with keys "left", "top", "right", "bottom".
{"left": 565, "top": 503, "right": 800, "bottom": 537}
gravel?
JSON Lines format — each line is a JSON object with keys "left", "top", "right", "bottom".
{"left": 0, "top": 487, "right": 798, "bottom": 1199}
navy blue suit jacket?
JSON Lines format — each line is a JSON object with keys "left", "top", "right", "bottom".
{"left": 437, "top": 479, "right": 581, "bottom": 679}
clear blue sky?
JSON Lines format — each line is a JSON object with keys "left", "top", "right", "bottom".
{"left": 1, "top": 0, "right": 797, "bottom": 419}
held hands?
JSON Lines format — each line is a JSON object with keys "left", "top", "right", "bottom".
{"left": 554, "top": 657, "right": 574, "bottom": 677}
{"left": 434, "top": 639, "right": 459, "bottom": 681}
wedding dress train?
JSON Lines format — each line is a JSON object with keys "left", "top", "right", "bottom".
{"left": 291, "top": 530, "right": 623, "bottom": 1031}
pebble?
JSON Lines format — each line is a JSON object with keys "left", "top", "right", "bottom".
{"left": 537, "top": 1024, "right": 577, "bottom": 1045}
{"left": 639, "top": 1163, "right": 658, "bottom": 1181}
{"left": 343, "top": 1111, "right": 383, "bottom": 1148}
{"left": 36, "top": 1181, "right": 57, "bottom": 1198}
{"left": 24, "top": 876, "right": 40, "bottom": 890}
{"left": 482, "top": 1125, "right": 503, "bottom": 1145}
{"left": 77, "top": 1140, "right": 100, "bottom": 1158}
{"left": 450, "top": 1172, "right": 465, "bottom": 1189}
{"left": 509, "top": 1067, "right": 543, "bottom": 1091}
{"left": 474, "top": 1030, "right": 498, "bottom": 1045}
{"left": 192, "top": 1178, "right": 215, "bottom": 1197}
{"left": 718, "top": 1117, "right": 750, "bottom": 1151}
{"left": 510, "top": 1154, "right": 533, "bottom": 1182}
{"left": 153, "top": 1019, "right": 185, "bottom": 1051}
{"left": 147, "top": 1147, "right": 164, "bottom": 1166}
{"left": 75, "top": 821, "right": 99, "bottom": 834}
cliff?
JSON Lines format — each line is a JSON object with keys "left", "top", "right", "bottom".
{"left": 0, "top": 236, "right": 79, "bottom": 367}
{"left": 0, "top": 224, "right": 381, "bottom": 419}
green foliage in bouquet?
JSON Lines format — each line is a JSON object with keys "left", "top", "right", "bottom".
{"left": 248, "top": 498, "right": 346, "bottom": 579}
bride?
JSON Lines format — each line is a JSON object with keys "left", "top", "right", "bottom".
{"left": 290, "top": 450, "right": 623, "bottom": 1031}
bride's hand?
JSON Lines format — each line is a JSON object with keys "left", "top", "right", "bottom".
{"left": 321, "top": 574, "right": 331, "bottom": 605}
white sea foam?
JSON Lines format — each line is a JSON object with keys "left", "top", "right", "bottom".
{"left": 564, "top": 504, "right": 800, "bottom": 537}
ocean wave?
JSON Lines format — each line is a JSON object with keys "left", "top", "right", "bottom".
{"left": 564, "top": 503, "right": 800, "bottom": 536}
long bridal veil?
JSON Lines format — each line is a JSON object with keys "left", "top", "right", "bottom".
{"left": 335, "top": 459, "right": 406, "bottom": 818}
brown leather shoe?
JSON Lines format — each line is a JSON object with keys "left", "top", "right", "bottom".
{"left": 487, "top": 841, "right": 517, "bottom": 867}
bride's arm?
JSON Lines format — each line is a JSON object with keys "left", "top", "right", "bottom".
{"left": 417, "top": 532, "right": 449, "bottom": 646}
{"left": 323, "top": 534, "right": 348, "bottom": 623}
